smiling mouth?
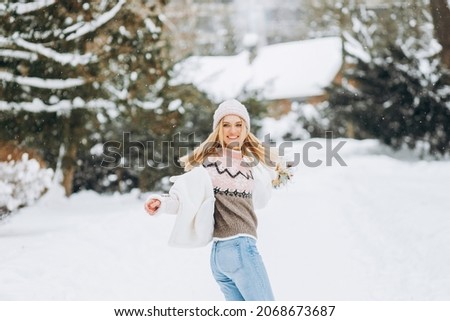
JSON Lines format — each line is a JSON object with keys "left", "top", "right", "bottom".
{"left": 227, "top": 136, "right": 239, "bottom": 140}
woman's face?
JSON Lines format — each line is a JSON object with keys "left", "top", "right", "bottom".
{"left": 222, "top": 115, "right": 245, "bottom": 149}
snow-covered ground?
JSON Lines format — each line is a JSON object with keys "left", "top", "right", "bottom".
{"left": 1, "top": 139, "right": 450, "bottom": 300}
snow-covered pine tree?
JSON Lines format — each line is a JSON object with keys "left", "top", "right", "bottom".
{"left": 1, "top": 1, "right": 165, "bottom": 195}
{"left": 327, "top": 1, "right": 450, "bottom": 156}
{"left": 1, "top": 1, "right": 215, "bottom": 195}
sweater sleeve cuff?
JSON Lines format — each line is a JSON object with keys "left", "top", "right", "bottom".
{"left": 146, "top": 193, "right": 179, "bottom": 216}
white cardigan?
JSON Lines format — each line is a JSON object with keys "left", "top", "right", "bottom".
{"left": 149, "top": 163, "right": 274, "bottom": 248}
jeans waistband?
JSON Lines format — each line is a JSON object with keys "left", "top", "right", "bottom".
{"left": 212, "top": 235, "right": 256, "bottom": 247}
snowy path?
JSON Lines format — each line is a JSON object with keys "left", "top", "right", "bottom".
{"left": 1, "top": 140, "right": 450, "bottom": 300}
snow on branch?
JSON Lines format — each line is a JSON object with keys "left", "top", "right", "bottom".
{"left": 342, "top": 31, "right": 371, "bottom": 64}
{"left": 0, "top": 98, "right": 117, "bottom": 113}
{"left": 133, "top": 97, "right": 163, "bottom": 110}
{"left": 0, "top": 36, "right": 10, "bottom": 46}
{"left": 13, "top": 37, "right": 95, "bottom": 66}
{"left": 0, "top": 71, "right": 85, "bottom": 89}
{"left": 0, "top": 49, "right": 38, "bottom": 61}
{"left": 104, "top": 83, "right": 128, "bottom": 100}
{"left": 0, "top": 0, "right": 56, "bottom": 15}
{"left": 0, "top": 154, "right": 54, "bottom": 214}
{"left": 0, "top": 36, "right": 94, "bottom": 66}
{"left": 64, "top": 0, "right": 126, "bottom": 41}
{"left": 145, "top": 17, "right": 162, "bottom": 34}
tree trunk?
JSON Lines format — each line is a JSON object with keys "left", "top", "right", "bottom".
{"left": 61, "top": 109, "right": 84, "bottom": 197}
{"left": 62, "top": 143, "right": 77, "bottom": 197}
{"left": 430, "top": 0, "right": 450, "bottom": 68}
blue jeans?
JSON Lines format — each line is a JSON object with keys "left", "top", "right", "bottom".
{"left": 210, "top": 236, "right": 275, "bottom": 301}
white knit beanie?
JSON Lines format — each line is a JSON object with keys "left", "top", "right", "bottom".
{"left": 212, "top": 99, "right": 250, "bottom": 131}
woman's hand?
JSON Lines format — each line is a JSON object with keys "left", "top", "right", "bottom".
{"left": 145, "top": 199, "right": 161, "bottom": 215}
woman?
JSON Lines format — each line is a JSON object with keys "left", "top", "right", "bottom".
{"left": 144, "top": 99, "right": 291, "bottom": 301}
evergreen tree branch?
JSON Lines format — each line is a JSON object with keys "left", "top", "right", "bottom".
{"left": 0, "top": 71, "right": 85, "bottom": 89}
{"left": 0, "top": 0, "right": 56, "bottom": 15}
{"left": 0, "top": 98, "right": 117, "bottom": 112}
{"left": 0, "top": 49, "right": 38, "bottom": 61}
{"left": 14, "top": 37, "right": 95, "bottom": 66}
{"left": 64, "top": 0, "right": 126, "bottom": 41}
{"left": 0, "top": 36, "right": 95, "bottom": 66}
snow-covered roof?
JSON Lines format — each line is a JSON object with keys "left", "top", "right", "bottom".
{"left": 171, "top": 37, "right": 343, "bottom": 102}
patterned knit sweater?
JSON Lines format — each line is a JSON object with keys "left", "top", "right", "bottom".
{"left": 203, "top": 149, "right": 257, "bottom": 240}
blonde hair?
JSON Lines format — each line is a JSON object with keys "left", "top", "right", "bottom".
{"left": 179, "top": 117, "right": 278, "bottom": 171}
